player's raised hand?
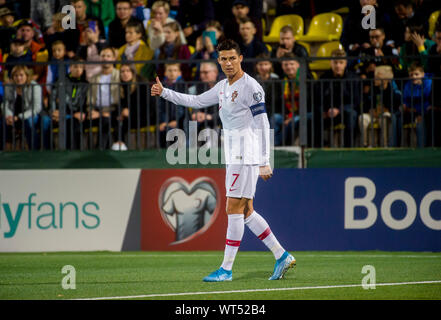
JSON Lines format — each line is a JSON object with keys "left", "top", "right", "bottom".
{"left": 151, "top": 77, "right": 163, "bottom": 96}
{"left": 259, "top": 165, "right": 273, "bottom": 181}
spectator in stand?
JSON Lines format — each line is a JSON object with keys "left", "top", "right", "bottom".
{"left": 44, "top": 12, "right": 81, "bottom": 59}
{"left": 175, "top": 0, "right": 215, "bottom": 46}
{"left": 154, "top": 21, "right": 192, "bottom": 81}
{"left": 254, "top": 52, "right": 282, "bottom": 141}
{"left": 46, "top": 41, "right": 70, "bottom": 93}
{"left": 358, "top": 65, "right": 401, "bottom": 147}
{"left": 360, "top": 28, "right": 399, "bottom": 67}
{"left": 46, "top": 57, "right": 89, "bottom": 150}
{"left": 112, "top": 63, "right": 149, "bottom": 151}
{"left": 238, "top": 17, "right": 268, "bottom": 76}
{"left": 3, "top": 38, "right": 32, "bottom": 80}
{"left": 0, "top": 66, "right": 44, "bottom": 150}
{"left": 341, "top": 0, "right": 390, "bottom": 57}
{"left": 84, "top": 0, "right": 115, "bottom": 30}
{"left": 76, "top": 18, "right": 108, "bottom": 81}
{"left": 188, "top": 61, "right": 220, "bottom": 133}
{"left": 0, "top": 7, "right": 17, "bottom": 53}
{"left": 399, "top": 23, "right": 435, "bottom": 75}
{"left": 86, "top": 46, "right": 120, "bottom": 149}
{"left": 277, "top": 52, "right": 315, "bottom": 146}
{"left": 71, "top": 0, "right": 106, "bottom": 47}
{"left": 15, "top": 21, "right": 48, "bottom": 84}
{"left": 191, "top": 20, "right": 226, "bottom": 79}
{"left": 131, "top": 0, "right": 150, "bottom": 28}
{"left": 223, "top": 0, "right": 263, "bottom": 45}
{"left": 116, "top": 20, "right": 153, "bottom": 76}
{"left": 108, "top": 0, "right": 144, "bottom": 49}
{"left": 157, "top": 62, "right": 188, "bottom": 148}
{"left": 316, "top": 49, "right": 360, "bottom": 148}
{"left": 389, "top": 0, "right": 427, "bottom": 49}
{"left": 270, "top": 25, "right": 309, "bottom": 78}
{"left": 426, "top": 25, "right": 441, "bottom": 146}
{"left": 393, "top": 62, "right": 432, "bottom": 147}
{"left": 147, "top": 0, "right": 186, "bottom": 51}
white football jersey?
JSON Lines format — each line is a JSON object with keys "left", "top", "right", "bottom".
{"left": 160, "top": 72, "right": 270, "bottom": 166}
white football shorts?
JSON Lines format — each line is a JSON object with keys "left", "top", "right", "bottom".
{"left": 225, "top": 164, "right": 260, "bottom": 199}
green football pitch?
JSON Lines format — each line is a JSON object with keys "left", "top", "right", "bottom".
{"left": 0, "top": 251, "right": 440, "bottom": 300}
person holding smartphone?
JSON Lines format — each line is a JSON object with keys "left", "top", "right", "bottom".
{"left": 192, "top": 20, "right": 226, "bottom": 79}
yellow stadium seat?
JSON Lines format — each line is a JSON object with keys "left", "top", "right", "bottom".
{"left": 297, "top": 13, "right": 343, "bottom": 42}
{"left": 263, "top": 14, "right": 304, "bottom": 43}
{"left": 309, "top": 41, "right": 343, "bottom": 71}
{"left": 188, "top": 45, "right": 195, "bottom": 55}
{"left": 332, "top": 7, "right": 349, "bottom": 14}
{"left": 428, "top": 10, "right": 440, "bottom": 39}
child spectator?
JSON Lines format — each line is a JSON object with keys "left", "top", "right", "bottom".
{"left": 44, "top": 12, "right": 80, "bottom": 59}
{"left": 76, "top": 18, "right": 108, "bottom": 81}
{"left": 359, "top": 65, "right": 402, "bottom": 147}
{"left": 112, "top": 63, "right": 149, "bottom": 150}
{"left": 191, "top": 20, "right": 225, "bottom": 79}
{"left": 108, "top": 0, "right": 144, "bottom": 49}
{"left": 399, "top": 23, "right": 435, "bottom": 75}
{"left": 86, "top": 47, "right": 120, "bottom": 149}
{"left": 0, "top": 66, "right": 44, "bottom": 150}
{"left": 117, "top": 20, "right": 153, "bottom": 76}
{"left": 3, "top": 38, "right": 32, "bottom": 80}
{"left": 46, "top": 41, "right": 70, "bottom": 91}
{"left": 155, "top": 21, "right": 192, "bottom": 81}
{"left": 46, "top": 57, "right": 89, "bottom": 150}
{"left": 158, "top": 62, "right": 188, "bottom": 148}
{"left": 394, "top": 62, "right": 432, "bottom": 147}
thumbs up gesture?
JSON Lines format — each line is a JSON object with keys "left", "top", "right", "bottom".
{"left": 151, "top": 76, "right": 164, "bottom": 96}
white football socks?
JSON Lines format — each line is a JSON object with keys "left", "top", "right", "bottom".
{"left": 220, "top": 214, "right": 244, "bottom": 271}
{"left": 245, "top": 210, "right": 285, "bottom": 260}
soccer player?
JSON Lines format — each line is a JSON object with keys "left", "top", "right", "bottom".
{"left": 151, "top": 39, "right": 295, "bottom": 281}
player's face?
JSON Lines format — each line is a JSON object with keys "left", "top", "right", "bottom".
{"left": 218, "top": 49, "right": 243, "bottom": 78}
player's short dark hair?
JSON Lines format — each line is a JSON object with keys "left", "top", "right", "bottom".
{"left": 216, "top": 39, "right": 241, "bottom": 56}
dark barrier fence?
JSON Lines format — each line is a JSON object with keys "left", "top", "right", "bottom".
{"left": 0, "top": 56, "right": 440, "bottom": 151}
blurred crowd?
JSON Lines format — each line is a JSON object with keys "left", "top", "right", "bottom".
{"left": 0, "top": 0, "right": 440, "bottom": 150}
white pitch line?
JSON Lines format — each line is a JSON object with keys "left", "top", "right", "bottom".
{"left": 20, "top": 253, "right": 441, "bottom": 259}
{"left": 75, "top": 280, "right": 441, "bottom": 300}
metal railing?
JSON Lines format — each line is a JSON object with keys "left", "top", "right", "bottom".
{"left": 0, "top": 55, "right": 439, "bottom": 151}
